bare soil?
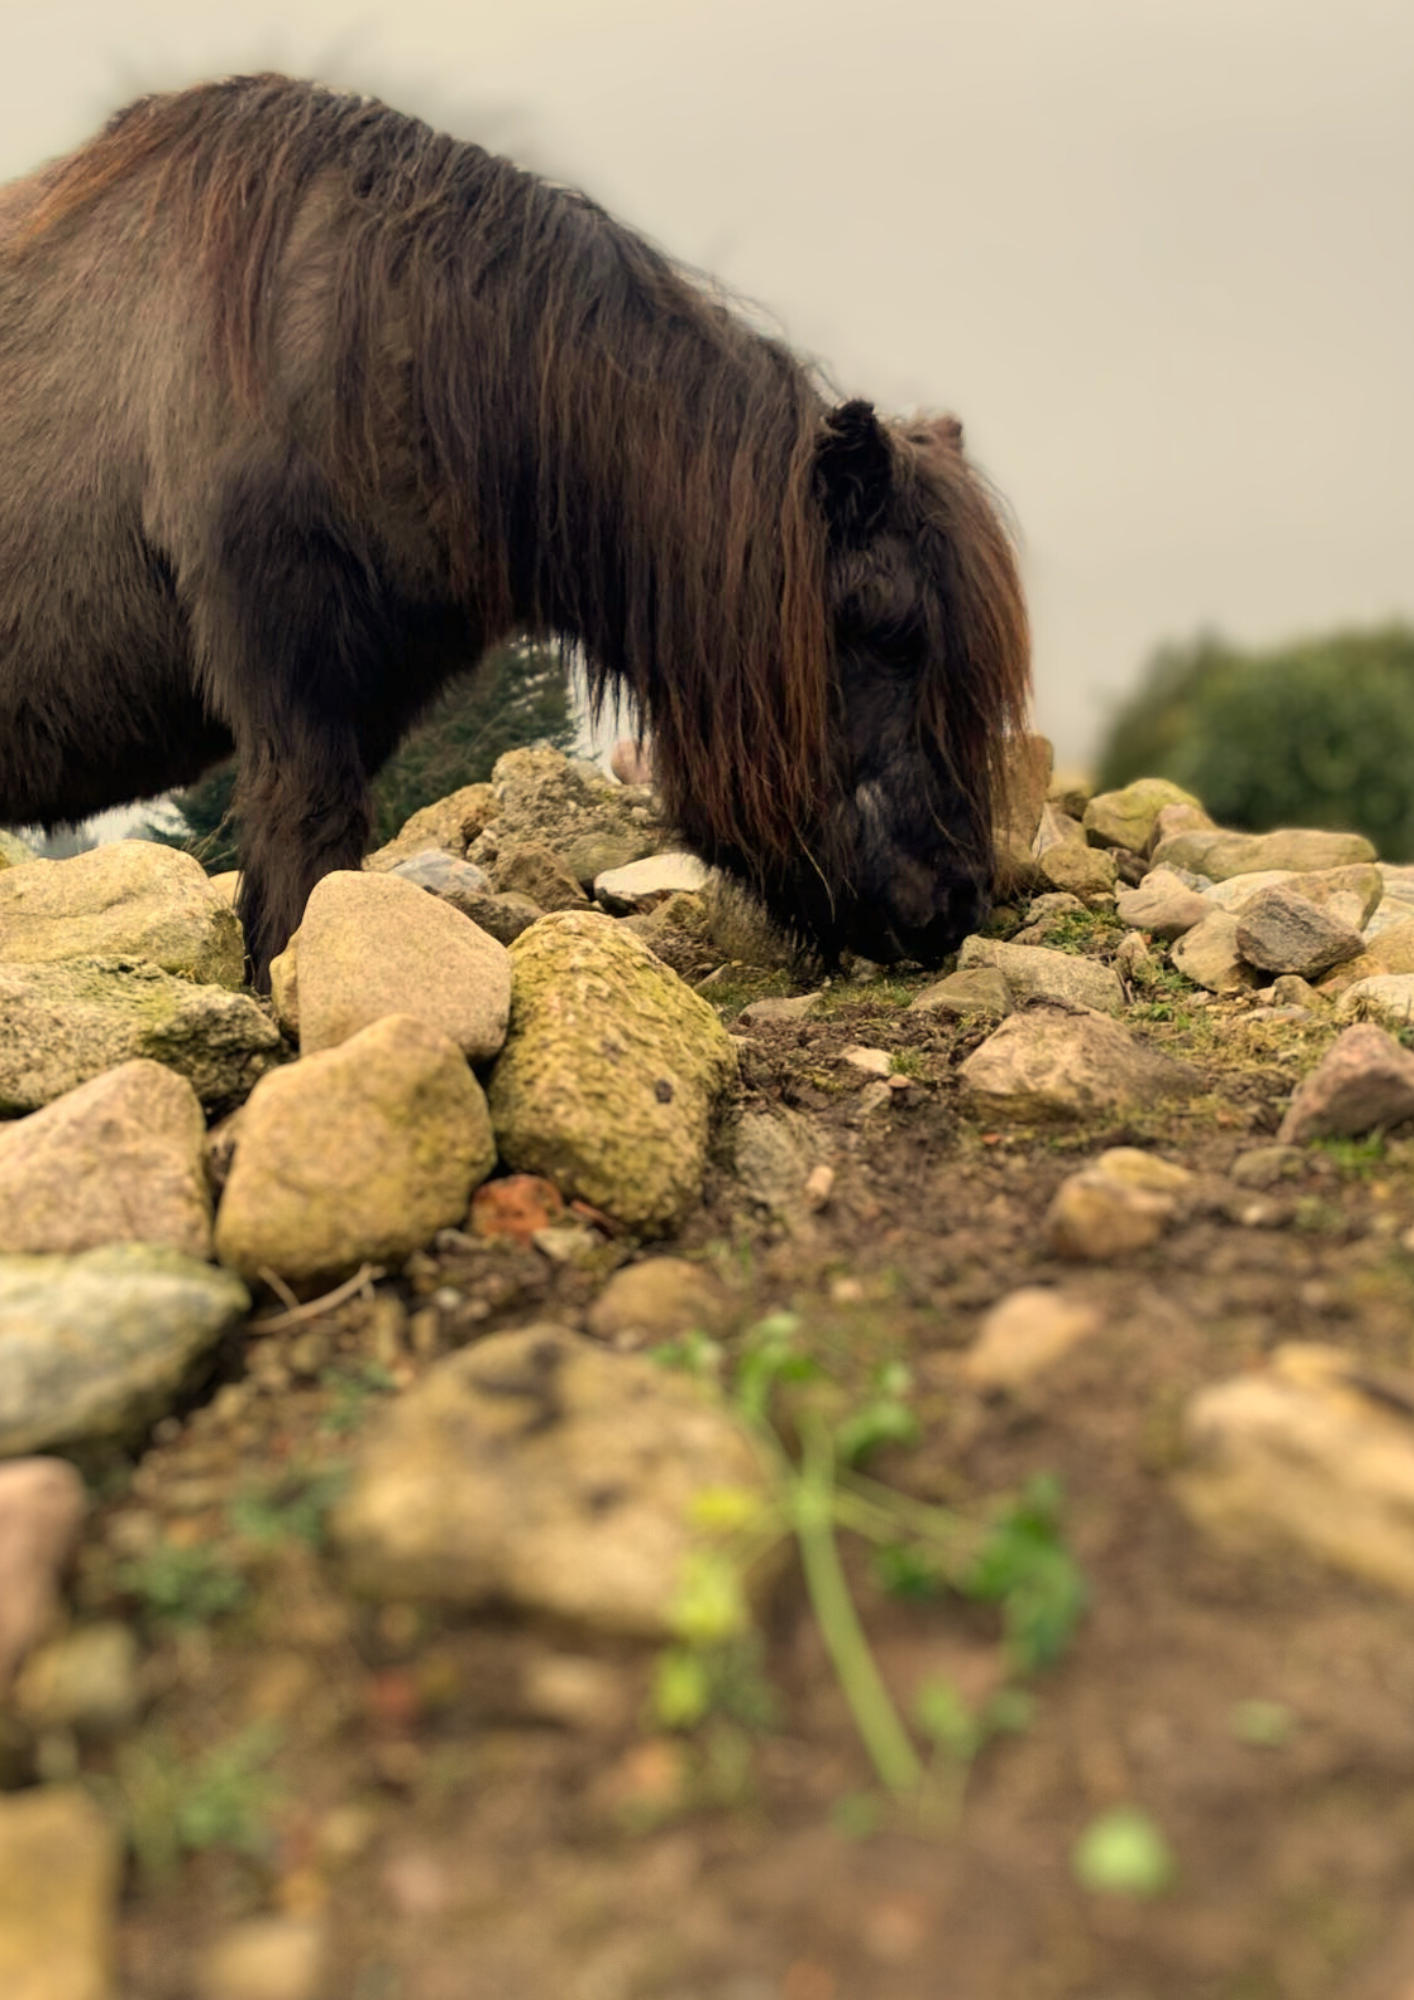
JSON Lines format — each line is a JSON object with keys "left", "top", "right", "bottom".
{"left": 65, "top": 952, "right": 1414, "bottom": 2000}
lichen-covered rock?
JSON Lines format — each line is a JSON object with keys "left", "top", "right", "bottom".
{"left": 214, "top": 1014, "right": 496, "bottom": 1284}
{"left": 958, "top": 936, "right": 1125, "bottom": 1014}
{"left": 488, "top": 911, "right": 736, "bottom": 1236}
{"left": 0, "top": 1246, "right": 250, "bottom": 1456}
{"left": 363, "top": 782, "right": 497, "bottom": 870}
{"left": 959, "top": 1007, "right": 1203, "bottom": 1123}
{"left": 0, "top": 1786, "right": 120, "bottom": 2000}
{"left": 1082, "top": 779, "right": 1204, "bottom": 855}
{"left": 332, "top": 1324, "right": 769, "bottom": 1637}
{"left": 0, "top": 1060, "right": 212, "bottom": 1260}
{"left": 0, "top": 839, "right": 245, "bottom": 987}
{"left": 493, "top": 842, "right": 592, "bottom": 912}
{"left": 622, "top": 891, "right": 716, "bottom": 980}
{"left": 0, "top": 958, "right": 280, "bottom": 1115}
{"left": 290, "top": 870, "right": 512, "bottom": 1061}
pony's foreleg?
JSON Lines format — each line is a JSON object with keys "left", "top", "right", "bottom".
{"left": 193, "top": 457, "right": 391, "bottom": 989}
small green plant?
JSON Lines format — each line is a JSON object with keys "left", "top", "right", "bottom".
{"left": 108, "top": 1721, "right": 284, "bottom": 1878}
{"left": 651, "top": 1316, "right": 1087, "bottom": 1813}
{"left": 1072, "top": 1806, "right": 1176, "bottom": 1897}
{"left": 112, "top": 1539, "right": 250, "bottom": 1630}
{"left": 318, "top": 1359, "right": 398, "bottom": 1435}
{"left": 1310, "top": 1133, "right": 1387, "bottom": 1178}
{"left": 227, "top": 1462, "right": 350, "bottom": 1550}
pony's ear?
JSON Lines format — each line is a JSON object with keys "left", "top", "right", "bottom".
{"left": 816, "top": 400, "right": 893, "bottom": 547}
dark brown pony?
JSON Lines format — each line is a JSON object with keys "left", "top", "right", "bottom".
{"left": 0, "top": 76, "right": 1028, "bottom": 984}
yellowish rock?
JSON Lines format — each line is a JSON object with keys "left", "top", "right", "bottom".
{"left": 214, "top": 1014, "right": 495, "bottom": 1283}
{"left": 0, "top": 840, "right": 244, "bottom": 987}
{"left": 964, "top": 1288, "right": 1102, "bottom": 1388}
{"left": 0, "top": 1785, "right": 120, "bottom": 2000}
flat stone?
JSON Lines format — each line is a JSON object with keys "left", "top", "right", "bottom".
{"left": 0, "top": 958, "right": 280, "bottom": 1116}
{"left": 958, "top": 936, "right": 1125, "bottom": 1014}
{"left": 1177, "top": 1343, "right": 1414, "bottom": 1597}
{"left": 291, "top": 870, "right": 512, "bottom": 1062}
{"left": 909, "top": 966, "right": 1014, "bottom": 1018}
{"left": 1277, "top": 1023, "right": 1414, "bottom": 1144}
{"left": 963, "top": 1288, "right": 1102, "bottom": 1388}
{"left": 363, "top": 783, "right": 497, "bottom": 870}
{"left": 0, "top": 1458, "right": 87, "bottom": 1690}
{"left": 214, "top": 1014, "right": 495, "bottom": 1284}
{"left": 736, "top": 992, "right": 824, "bottom": 1027}
{"left": 585, "top": 1258, "right": 732, "bottom": 1344}
{"left": 1045, "top": 1149, "right": 1192, "bottom": 1260}
{"left": 840, "top": 1044, "right": 893, "bottom": 1077}
{"left": 0, "top": 1246, "right": 249, "bottom": 1457}
{"left": 1114, "top": 868, "right": 1210, "bottom": 939}
{"left": 1335, "top": 976, "right": 1414, "bottom": 1027}
{"left": 1170, "top": 912, "right": 1258, "bottom": 993}
{"left": 594, "top": 852, "right": 710, "bottom": 914}
{"left": 1234, "top": 887, "right": 1365, "bottom": 978}
{"left": 1151, "top": 826, "right": 1378, "bottom": 881}
{"left": 488, "top": 914, "right": 736, "bottom": 1237}
{"left": 0, "top": 839, "right": 245, "bottom": 987}
{"left": 959, "top": 1007, "right": 1203, "bottom": 1124}
{"left": 0, "top": 1786, "right": 120, "bottom": 2000}
{"left": 332, "top": 1325, "right": 770, "bottom": 1638}
{"left": 1082, "top": 779, "right": 1203, "bottom": 855}
{"left": 0, "top": 1060, "right": 212, "bottom": 1260}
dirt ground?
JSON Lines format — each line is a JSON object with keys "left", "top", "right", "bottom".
{"left": 59, "top": 944, "right": 1414, "bottom": 2000}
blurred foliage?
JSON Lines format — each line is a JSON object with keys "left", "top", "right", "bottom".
{"left": 150, "top": 637, "right": 577, "bottom": 870}
{"left": 1097, "top": 625, "right": 1414, "bottom": 860}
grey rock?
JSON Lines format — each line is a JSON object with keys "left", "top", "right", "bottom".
{"left": 594, "top": 851, "right": 710, "bottom": 914}
{"left": 388, "top": 849, "right": 492, "bottom": 908}
{"left": 1170, "top": 912, "right": 1258, "bottom": 993}
{"left": 1234, "top": 887, "right": 1364, "bottom": 977}
{"left": 735, "top": 992, "right": 824, "bottom": 1027}
{"left": 958, "top": 935, "right": 1125, "bottom": 1014}
{"left": 733, "top": 1109, "right": 828, "bottom": 1216}
{"left": 0, "top": 1458, "right": 87, "bottom": 1691}
{"left": 0, "top": 839, "right": 245, "bottom": 987}
{"left": 0, "top": 1786, "right": 120, "bottom": 2000}
{"left": 909, "top": 966, "right": 1014, "bottom": 1018}
{"left": 487, "top": 912, "right": 737, "bottom": 1237}
{"left": 0, "top": 958, "right": 280, "bottom": 1116}
{"left": 1278, "top": 1023, "right": 1414, "bottom": 1143}
{"left": 292, "top": 869, "right": 512, "bottom": 1062}
{"left": 0, "top": 1245, "right": 249, "bottom": 1457}
{"left": 1230, "top": 1145, "right": 1306, "bottom": 1189}
{"left": 959, "top": 1007, "right": 1202, "bottom": 1123}
{"left": 332, "top": 1324, "right": 771, "bottom": 1637}
{"left": 0, "top": 1060, "right": 212, "bottom": 1260}
{"left": 478, "top": 744, "right": 665, "bottom": 884}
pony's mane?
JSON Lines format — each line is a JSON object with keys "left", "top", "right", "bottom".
{"left": 15, "top": 76, "right": 1028, "bottom": 871}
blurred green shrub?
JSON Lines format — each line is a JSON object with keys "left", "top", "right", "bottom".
{"left": 1096, "top": 625, "right": 1414, "bottom": 859}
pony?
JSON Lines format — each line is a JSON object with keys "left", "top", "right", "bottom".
{"left": 0, "top": 75, "right": 1029, "bottom": 986}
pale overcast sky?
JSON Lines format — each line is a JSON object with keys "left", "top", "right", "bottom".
{"left": 5, "top": 0, "right": 1411, "bottom": 763}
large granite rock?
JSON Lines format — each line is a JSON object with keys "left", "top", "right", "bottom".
{"left": 214, "top": 1014, "right": 496, "bottom": 1284}
{"left": 0, "top": 839, "right": 245, "bottom": 987}
{"left": 0, "top": 1246, "right": 249, "bottom": 1457}
{"left": 0, "top": 1060, "right": 212, "bottom": 1260}
{"left": 286, "top": 870, "right": 512, "bottom": 1061}
{"left": 332, "top": 1325, "right": 769, "bottom": 1638}
{"left": 0, "top": 959, "right": 280, "bottom": 1115}
{"left": 488, "top": 912, "right": 737, "bottom": 1236}
{"left": 958, "top": 936, "right": 1125, "bottom": 1014}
